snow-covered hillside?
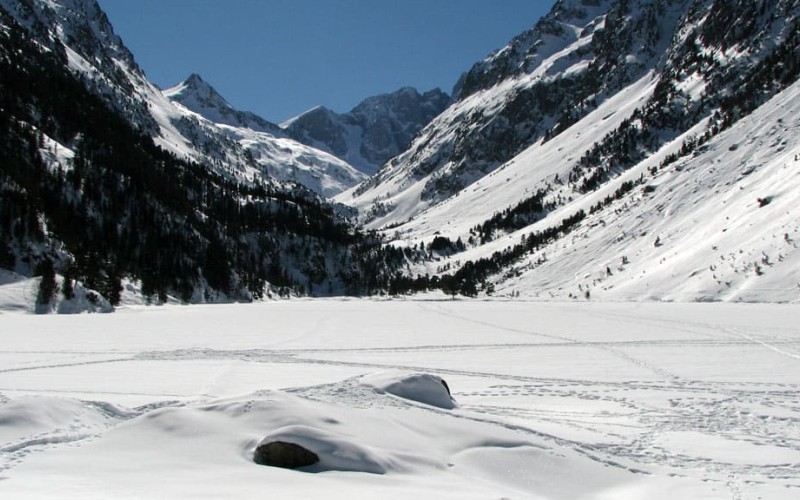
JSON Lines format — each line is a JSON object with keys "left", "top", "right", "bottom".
{"left": 0, "top": 301, "right": 798, "bottom": 498}
{"left": 338, "top": 0, "right": 800, "bottom": 302}
{"left": 402, "top": 78, "right": 800, "bottom": 302}
{"left": 342, "top": 0, "right": 798, "bottom": 222}
{"left": 163, "top": 74, "right": 366, "bottom": 197}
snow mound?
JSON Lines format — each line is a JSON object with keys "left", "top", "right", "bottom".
{"left": 360, "top": 371, "right": 456, "bottom": 409}
{"left": 0, "top": 396, "right": 120, "bottom": 453}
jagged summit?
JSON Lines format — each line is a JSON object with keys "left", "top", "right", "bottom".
{"left": 284, "top": 86, "right": 451, "bottom": 175}
{"left": 159, "top": 73, "right": 365, "bottom": 196}
{"left": 280, "top": 105, "right": 335, "bottom": 130}
{"left": 454, "top": 0, "right": 614, "bottom": 99}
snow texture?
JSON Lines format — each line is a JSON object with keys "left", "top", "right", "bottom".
{"left": 0, "top": 300, "right": 798, "bottom": 498}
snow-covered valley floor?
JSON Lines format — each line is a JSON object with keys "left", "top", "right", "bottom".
{"left": 0, "top": 300, "right": 798, "bottom": 499}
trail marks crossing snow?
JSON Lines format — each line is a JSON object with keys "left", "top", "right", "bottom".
{"left": 0, "top": 300, "right": 798, "bottom": 498}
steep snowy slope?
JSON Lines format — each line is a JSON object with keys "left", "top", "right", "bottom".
{"left": 283, "top": 87, "right": 451, "bottom": 175}
{"left": 509, "top": 80, "right": 800, "bottom": 303}
{"left": 342, "top": 0, "right": 798, "bottom": 227}
{"left": 408, "top": 79, "right": 800, "bottom": 302}
{"left": 339, "top": 0, "right": 799, "bottom": 302}
{"left": 339, "top": 0, "right": 627, "bottom": 220}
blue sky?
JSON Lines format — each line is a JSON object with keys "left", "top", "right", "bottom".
{"left": 97, "top": 1, "right": 556, "bottom": 123}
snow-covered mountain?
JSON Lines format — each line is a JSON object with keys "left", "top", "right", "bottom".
{"left": 1, "top": 0, "right": 798, "bottom": 305}
{"left": 162, "top": 73, "right": 366, "bottom": 197}
{"left": 283, "top": 87, "right": 451, "bottom": 175}
{"left": 342, "top": 0, "right": 798, "bottom": 222}
{"left": 339, "top": 0, "right": 800, "bottom": 301}
{"left": 0, "top": 0, "right": 365, "bottom": 198}
{"left": 0, "top": 0, "right": 401, "bottom": 305}
{"left": 0, "top": 0, "right": 158, "bottom": 133}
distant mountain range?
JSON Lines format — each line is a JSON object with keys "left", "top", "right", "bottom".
{"left": 1, "top": 0, "right": 798, "bottom": 308}
{"left": 164, "top": 72, "right": 450, "bottom": 185}
{"left": 282, "top": 87, "right": 451, "bottom": 175}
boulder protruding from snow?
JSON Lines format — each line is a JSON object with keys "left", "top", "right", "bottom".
{"left": 253, "top": 440, "right": 319, "bottom": 469}
{"left": 254, "top": 425, "right": 390, "bottom": 474}
{"left": 360, "top": 371, "right": 457, "bottom": 409}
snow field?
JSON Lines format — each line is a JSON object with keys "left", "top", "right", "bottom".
{"left": 0, "top": 300, "right": 798, "bottom": 498}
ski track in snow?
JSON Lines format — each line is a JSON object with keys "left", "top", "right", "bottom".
{"left": 0, "top": 302, "right": 799, "bottom": 497}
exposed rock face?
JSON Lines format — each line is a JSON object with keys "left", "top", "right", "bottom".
{"left": 284, "top": 87, "right": 451, "bottom": 175}
{"left": 253, "top": 441, "right": 320, "bottom": 469}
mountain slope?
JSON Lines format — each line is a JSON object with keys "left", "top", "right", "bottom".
{"left": 163, "top": 73, "right": 366, "bottom": 197}
{"left": 0, "top": 0, "right": 404, "bottom": 307}
{"left": 0, "top": 0, "right": 366, "bottom": 198}
{"left": 342, "top": 0, "right": 798, "bottom": 228}
{"left": 1, "top": 0, "right": 797, "bottom": 305}
{"left": 407, "top": 78, "right": 800, "bottom": 302}
{"left": 358, "top": 0, "right": 800, "bottom": 302}
{"left": 163, "top": 73, "right": 283, "bottom": 134}
{"left": 283, "top": 87, "right": 451, "bottom": 175}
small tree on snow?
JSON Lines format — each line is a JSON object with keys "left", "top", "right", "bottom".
{"left": 61, "top": 263, "right": 75, "bottom": 300}
{"left": 35, "top": 258, "right": 57, "bottom": 310}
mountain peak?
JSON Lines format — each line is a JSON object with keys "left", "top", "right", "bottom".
{"left": 185, "top": 72, "right": 205, "bottom": 84}
{"left": 163, "top": 73, "right": 281, "bottom": 134}
{"left": 284, "top": 87, "right": 451, "bottom": 175}
{"left": 164, "top": 73, "right": 230, "bottom": 110}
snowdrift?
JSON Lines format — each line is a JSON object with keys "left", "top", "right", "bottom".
{"left": 1, "top": 383, "right": 685, "bottom": 499}
{"left": 360, "top": 371, "right": 457, "bottom": 409}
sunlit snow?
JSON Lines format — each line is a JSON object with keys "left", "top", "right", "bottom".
{"left": 1, "top": 300, "right": 798, "bottom": 498}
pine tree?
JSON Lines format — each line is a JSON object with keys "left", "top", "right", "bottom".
{"left": 0, "top": 241, "right": 14, "bottom": 270}
{"left": 35, "top": 258, "right": 57, "bottom": 311}
{"left": 61, "top": 265, "right": 74, "bottom": 300}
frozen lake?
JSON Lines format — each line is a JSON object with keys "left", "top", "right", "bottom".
{"left": 1, "top": 300, "right": 799, "bottom": 498}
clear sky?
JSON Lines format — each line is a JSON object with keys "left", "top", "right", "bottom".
{"left": 97, "top": 0, "right": 556, "bottom": 123}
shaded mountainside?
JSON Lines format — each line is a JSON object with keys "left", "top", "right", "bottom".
{"left": 283, "top": 87, "right": 451, "bottom": 175}
{"left": 0, "top": 0, "right": 158, "bottom": 134}
{"left": 0, "top": 4, "right": 407, "bottom": 306}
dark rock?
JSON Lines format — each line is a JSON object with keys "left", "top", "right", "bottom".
{"left": 253, "top": 441, "right": 320, "bottom": 469}
{"left": 440, "top": 378, "right": 451, "bottom": 397}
